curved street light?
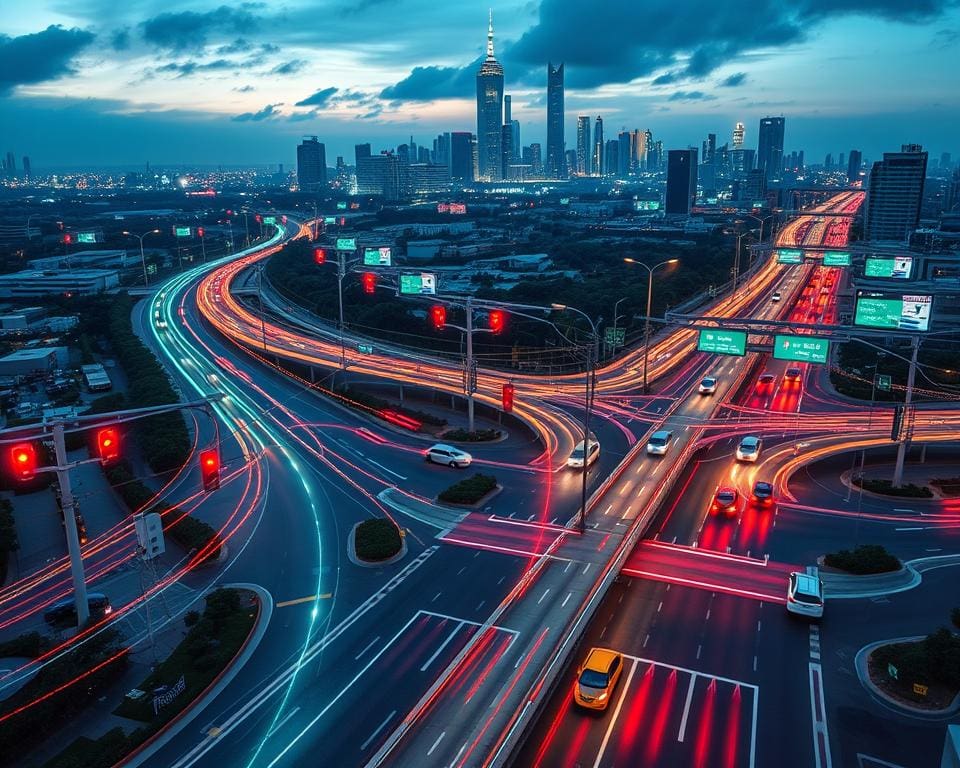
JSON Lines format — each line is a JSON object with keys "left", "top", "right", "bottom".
{"left": 623, "top": 258, "right": 679, "bottom": 393}
{"left": 122, "top": 229, "right": 161, "bottom": 287}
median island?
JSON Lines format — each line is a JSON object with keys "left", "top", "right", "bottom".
{"left": 353, "top": 518, "right": 404, "bottom": 562}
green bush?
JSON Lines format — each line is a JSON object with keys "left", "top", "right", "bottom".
{"left": 87, "top": 393, "right": 127, "bottom": 414}
{"left": 0, "top": 631, "right": 48, "bottom": 659}
{"left": 354, "top": 518, "right": 402, "bottom": 561}
{"left": 442, "top": 428, "right": 502, "bottom": 442}
{"left": 824, "top": 544, "right": 900, "bottom": 575}
{"left": 438, "top": 473, "right": 498, "bottom": 505}
{"left": 854, "top": 478, "right": 933, "bottom": 498}
{"left": 873, "top": 627, "right": 960, "bottom": 691}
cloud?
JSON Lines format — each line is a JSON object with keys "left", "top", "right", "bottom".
{"left": 379, "top": 61, "right": 479, "bottom": 101}
{"left": 288, "top": 111, "right": 318, "bottom": 122}
{"left": 231, "top": 103, "right": 279, "bottom": 121}
{"left": 0, "top": 25, "right": 96, "bottom": 96}
{"left": 155, "top": 59, "right": 235, "bottom": 78}
{"left": 141, "top": 5, "right": 263, "bottom": 50}
{"left": 933, "top": 27, "right": 959, "bottom": 47}
{"left": 652, "top": 71, "right": 681, "bottom": 85}
{"left": 719, "top": 72, "right": 748, "bottom": 87}
{"left": 233, "top": 84, "right": 255, "bottom": 92}
{"left": 295, "top": 87, "right": 338, "bottom": 107}
{"left": 668, "top": 90, "right": 716, "bottom": 101}
{"left": 110, "top": 28, "right": 130, "bottom": 51}
{"left": 271, "top": 59, "right": 307, "bottom": 75}
{"left": 216, "top": 37, "right": 250, "bottom": 54}
{"left": 358, "top": 105, "right": 383, "bottom": 119}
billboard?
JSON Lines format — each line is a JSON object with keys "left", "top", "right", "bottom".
{"left": 865, "top": 255, "right": 912, "bottom": 279}
{"left": 822, "top": 252, "right": 851, "bottom": 267}
{"left": 363, "top": 247, "right": 392, "bottom": 267}
{"left": 335, "top": 237, "right": 357, "bottom": 251}
{"left": 773, "top": 335, "right": 830, "bottom": 364}
{"left": 174, "top": 226, "right": 191, "bottom": 237}
{"left": 776, "top": 249, "right": 804, "bottom": 264}
{"left": 437, "top": 202, "right": 467, "bottom": 214}
{"left": 399, "top": 273, "right": 437, "bottom": 295}
{"left": 635, "top": 200, "right": 660, "bottom": 211}
{"left": 697, "top": 329, "right": 747, "bottom": 356}
{"left": 854, "top": 291, "right": 932, "bottom": 331}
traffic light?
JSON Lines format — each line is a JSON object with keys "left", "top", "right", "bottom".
{"left": 255, "top": 214, "right": 263, "bottom": 223}
{"left": 362, "top": 272, "right": 377, "bottom": 294}
{"left": 502, "top": 381, "right": 515, "bottom": 412}
{"left": 10, "top": 443, "right": 37, "bottom": 482}
{"left": 196, "top": 227, "right": 205, "bottom": 238}
{"left": 96, "top": 428, "right": 120, "bottom": 465}
{"left": 63, "top": 233, "right": 73, "bottom": 245}
{"left": 430, "top": 305, "right": 446, "bottom": 329}
{"left": 199, "top": 448, "right": 220, "bottom": 491}
{"left": 489, "top": 310, "right": 505, "bottom": 333}
{"left": 313, "top": 247, "right": 327, "bottom": 265}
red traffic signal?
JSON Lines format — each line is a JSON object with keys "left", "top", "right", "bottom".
{"left": 96, "top": 428, "right": 120, "bottom": 464}
{"left": 199, "top": 448, "right": 220, "bottom": 491}
{"left": 196, "top": 227, "right": 205, "bottom": 238}
{"left": 502, "top": 382, "right": 515, "bottom": 412}
{"left": 63, "top": 233, "right": 73, "bottom": 245}
{"left": 489, "top": 310, "right": 505, "bottom": 333}
{"left": 362, "top": 272, "right": 377, "bottom": 294}
{"left": 255, "top": 214, "right": 263, "bottom": 223}
{"left": 10, "top": 443, "right": 37, "bottom": 482}
{"left": 430, "top": 305, "right": 446, "bottom": 329}
{"left": 313, "top": 247, "right": 327, "bottom": 265}
{"left": 281, "top": 215, "right": 288, "bottom": 224}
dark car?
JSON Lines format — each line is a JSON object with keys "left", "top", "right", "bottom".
{"left": 757, "top": 373, "right": 776, "bottom": 392}
{"left": 711, "top": 487, "right": 739, "bottom": 517}
{"left": 44, "top": 593, "right": 112, "bottom": 627}
{"left": 784, "top": 367, "right": 802, "bottom": 383}
{"left": 751, "top": 481, "right": 775, "bottom": 505}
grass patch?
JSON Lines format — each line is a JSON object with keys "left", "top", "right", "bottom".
{"left": 853, "top": 478, "right": 933, "bottom": 498}
{"left": 354, "top": 518, "right": 402, "bottom": 561}
{"left": 442, "top": 428, "right": 502, "bottom": 442}
{"left": 438, "top": 473, "right": 498, "bottom": 505}
{"left": 824, "top": 544, "right": 900, "bottom": 575}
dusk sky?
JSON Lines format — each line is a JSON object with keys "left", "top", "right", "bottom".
{"left": 2, "top": 0, "right": 959, "bottom": 169}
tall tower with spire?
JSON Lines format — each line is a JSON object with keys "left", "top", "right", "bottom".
{"left": 476, "top": 10, "right": 504, "bottom": 182}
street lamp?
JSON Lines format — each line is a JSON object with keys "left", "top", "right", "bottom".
{"left": 610, "top": 297, "right": 627, "bottom": 359}
{"left": 550, "top": 302, "right": 599, "bottom": 534}
{"left": 623, "top": 258, "right": 679, "bottom": 393}
{"left": 122, "top": 229, "right": 161, "bottom": 287}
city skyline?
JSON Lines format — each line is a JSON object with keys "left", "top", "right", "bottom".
{"left": 2, "top": 1, "right": 960, "bottom": 166}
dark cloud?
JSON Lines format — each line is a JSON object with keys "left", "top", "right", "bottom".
{"left": 110, "top": 28, "right": 130, "bottom": 51}
{"left": 0, "top": 25, "right": 95, "bottom": 96}
{"left": 652, "top": 71, "right": 681, "bottom": 85}
{"left": 288, "top": 111, "right": 318, "bottom": 122}
{"left": 933, "top": 28, "right": 959, "bottom": 46}
{"left": 216, "top": 37, "right": 250, "bottom": 54}
{"left": 231, "top": 103, "right": 279, "bottom": 121}
{"left": 271, "top": 59, "right": 307, "bottom": 75}
{"left": 155, "top": 59, "right": 235, "bottom": 78}
{"left": 141, "top": 5, "right": 262, "bottom": 50}
{"left": 719, "top": 72, "right": 748, "bottom": 87}
{"left": 668, "top": 90, "right": 716, "bottom": 101}
{"left": 379, "top": 60, "right": 479, "bottom": 101}
{"left": 358, "top": 105, "right": 383, "bottom": 119}
{"left": 233, "top": 84, "right": 255, "bottom": 92}
{"left": 295, "top": 87, "right": 338, "bottom": 107}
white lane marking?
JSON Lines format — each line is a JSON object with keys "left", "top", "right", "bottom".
{"left": 368, "top": 459, "right": 406, "bottom": 480}
{"left": 537, "top": 588, "right": 551, "bottom": 605}
{"left": 360, "top": 709, "right": 396, "bottom": 752}
{"left": 427, "top": 732, "right": 445, "bottom": 757}
{"left": 354, "top": 636, "right": 381, "bottom": 661}
{"left": 809, "top": 662, "right": 833, "bottom": 768}
{"left": 561, "top": 592, "right": 573, "bottom": 608}
{"left": 420, "top": 622, "right": 465, "bottom": 672}
{"left": 592, "top": 659, "right": 639, "bottom": 768}
{"left": 265, "top": 706, "right": 299, "bottom": 738}
{"left": 677, "top": 673, "right": 698, "bottom": 742}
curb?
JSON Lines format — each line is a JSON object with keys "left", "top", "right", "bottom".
{"left": 119, "top": 582, "right": 274, "bottom": 767}
{"left": 854, "top": 637, "right": 960, "bottom": 720}
{"left": 838, "top": 469, "right": 940, "bottom": 501}
{"left": 433, "top": 483, "right": 503, "bottom": 511}
{"left": 347, "top": 521, "right": 408, "bottom": 568}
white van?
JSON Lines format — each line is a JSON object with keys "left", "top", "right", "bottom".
{"left": 567, "top": 439, "right": 600, "bottom": 469}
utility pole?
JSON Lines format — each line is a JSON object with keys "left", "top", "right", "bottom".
{"left": 52, "top": 422, "right": 90, "bottom": 626}
{"left": 465, "top": 296, "right": 476, "bottom": 432}
{"left": 337, "top": 252, "right": 347, "bottom": 369}
{"left": 892, "top": 335, "right": 920, "bottom": 488}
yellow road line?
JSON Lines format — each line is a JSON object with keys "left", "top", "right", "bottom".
{"left": 276, "top": 593, "right": 332, "bottom": 608}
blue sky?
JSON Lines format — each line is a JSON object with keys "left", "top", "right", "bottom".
{"left": 2, "top": 0, "right": 959, "bottom": 169}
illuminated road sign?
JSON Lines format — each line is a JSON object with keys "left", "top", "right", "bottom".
{"left": 697, "top": 329, "right": 747, "bottom": 356}
{"left": 263, "top": 216, "right": 276, "bottom": 225}
{"left": 336, "top": 237, "right": 357, "bottom": 251}
{"left": 399, "top": 273, "right": 437, "bottom": 295}
{"left": 363, "top": 247, "right": 392, "bottom": 266}
{"left": 855, "top": 291, "right": 931, "bottom": 331}
{"left": 776, "top": 249, "right": 803, "bottom": 264}
{"left": 822, "top": 252, "right": 851, "bottom": 267}
{"left": 174, "top": 226, "right": 191, "bottom": 237}
{"left": 773, "top": 335, "right": 830, "bottom": 364}
{"left": 865, "top": 256, "right": 912, "bottom": 279}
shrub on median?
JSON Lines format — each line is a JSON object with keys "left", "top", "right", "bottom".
{"left": 824, "top": 544, "right": 900, "bottom": 575}
{"left": 853, "top": 478, "right": 933, "bottom": 498}
{"left": 442, "top": 427, "right": 502, "bottom": 442}
{"left": 354, "top": 518, "right": 402, "bottom": 561}
{"left": 438, "top": 473, "right": 498, "bottom": 505}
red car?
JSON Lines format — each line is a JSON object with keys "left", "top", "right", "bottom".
{"left": 711, "top": 487, "right": 740, "bottom": 517}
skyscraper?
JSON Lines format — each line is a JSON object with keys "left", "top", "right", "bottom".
{"left": 296, "top": 136, "right": 326, "bottom": 191}
{"left": 546, "top": 63, "right": 565, "bottom": 179}
{"left": 617, "top": 132, "right": 631, "bottom": 177}
{"left": 847, "top": 150, "right": 862, "bottom": 183}
{"left": 604, "top": 140, "right": 618, "bottom": 179}
{"left": 504, "top": 95, "right": 520, "bottom": 162}
{"left": 865, "top": 144, "right": 928, "bottom": 242}
{"left": 22, "top": 156, "right": 30, "bottom": 178}
{"left": 501, "top": 123, "right": 514, "bottom": 180}
{"left": 4, "top": 152, "right": 15, "bottom": 176}
{"left": 733, "top": 122, "right": 745, "bottom": 149}
{"left": 592, "top": 117, "right": 604, "bottom": 176}
{"left": 450, "top": 132, "right": 474, "bottom": 181}
{"left": 476, "top": 12, "right": 504, "bottom": 182}
{"left": 666, "top": 149, "right": 698, "bottom": 215}
{"left": 757, "top": 117, "right": 785, "bottom": 181}
{"left": 576, "top": 116, "right": 591, "bottom": 175}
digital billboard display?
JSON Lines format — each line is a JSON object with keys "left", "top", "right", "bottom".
{"left": 697, "top": 329, "right": 747, "bottom": 356}
{"left": 776, "top": 249, "right": 804, "bottom": 264}
{"left": 363, "top": 247, "right": 392, "bottom": 267}
{"left": 634, "top": 200, "right": 660, "bottom": 211}
{"left": 822, "top": 252, "right": 851, "bottom": 267}
{"left": 854, "top": 291, "right": 932, "bottom": 331}
{"left": 864, "top": 255, "right": 912, "bottom": 279}
{"left": 335, "top": 237, "right": 357, "bottom": 251}
{"left": 773, "top": 335, "right": 830, "bottom": 364}
{"left": 399, "top": 273, "right": 437, "bottom": 295}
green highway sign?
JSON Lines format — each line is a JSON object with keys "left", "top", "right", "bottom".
{"left": 604, "top": 327, "right": 626, "bottom": 345}
{"left": 323, "top": 216, "right": 337, "bottom": 225}
{"left": 174, "top": 226, "right": 191, "bottom": 237}
{"left": 864, "top": 256, "right": 912, "bottom": 279}
{"left": 399, "top": 273, "right": 437, "bottom": 295}
{"left": 776, "top": 249, "right": 804, "bottom": 264}
{"left": 263, "top": 216, "right": 276, "bottom": 225}
{"left": 773, "top": 334, "right": 830, "bottom": 364}
{"left": 855, "top": 292, "right": 932, "bottom": 331}
{"left": 77, "top": 232, "right": 97, "bottom": 244}
{"left": 336, "top": 201, "right": 348, "bottom": 210}
{"left": 822, "top": 252, "right": 851, "bottom": 267}
{"left": 697, "top": 329, "right": 747, "bottom": 356}
{"left": 335, "top": 237, "right": 357, "bottom": 251}
{"left": 875, "top": 374, "right": 892, "bottom": 391}
{"left": 357, "top": 344, "right": 374, "bottom": 354}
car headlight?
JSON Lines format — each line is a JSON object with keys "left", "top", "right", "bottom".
{"left": 597, "top": 692, "right": 607, "bottom": 701}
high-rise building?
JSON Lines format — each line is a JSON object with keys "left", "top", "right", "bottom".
{"left": 733, "top": 122, "right": 745, "bottom": 149}
{"left": 432, "top": 133, "right": 451, "bottom": 168}
{"left": 592, "top": 117, "right": 604, "bottom": 176}
{"left": 450, "top": 132, "right": 474, "bottom": 181}
{"left": 946, "top": 168, "right": 960, "bottom": 212}
{"left": 355, "top": 143, "right": 371, "bottom": 164}
{"left": 838, "top": 152, "right": 845, "bottom": 172}
{"left": 296, "top": 136, "right": 326, "bottom": 191}
{"left": 730, "top": 149, "right": 756, "bottom": 175}
{"left": 617, "top": 132, "right": 631, "bottom": 177}
{"left": 501, "top": 123, "right": 514, "bottom": 180}
{"left": 476, "top": 12, "right": 504, "bottom": 181}
{"left": 409, "top": 163, "right": 452, "bottom": 196}
{"left": 757, "top": 117, "right": 785, "bottom": 181}
{"left": 565, "top": 149, "right": 577, "bottom": 174}
{"left": 546, "top": 62, "right": 565, "bottom": 179}
{"left": 22, "top": 156, "right": 30, "bottom": 178}
{"left": 576, "top": 116, "right": 591, "bottom": 175}
{"left": 941, "top": 152, "right": 953, "bottom": 171}
{"left": 666, "top": 149, "right": 698, "bottom": 215}
{"left": 706, "top": 134, "right": 717, "bottom": 165}
{"left": 528, "top": 143, "right": 543, "bottom": 176}
{"left": 504, "top": 95, "right": 520, "bottom": 162}
{"left": 604, "top": 140, "right": 618, "bottom": 179}
{"left": 865, "top": 144, "right": 928, "bottom": 242}
{"left": 356, "top": 151, "right": 402, "bottom": 200}
{"left": 847, "top": 150, "right": 862, "bottom": 182}
{"left": 4, "top": 152, "right": 15, "bottom": 176}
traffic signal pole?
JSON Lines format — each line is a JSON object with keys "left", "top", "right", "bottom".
{"left": 52, "top": 422, "right": 90, "bottom": 626}
{"left": 892, "top": 335, "right": 920, "bottom": 488}
{"left": 465, "top": 296, "right": 476, "bottom": 433}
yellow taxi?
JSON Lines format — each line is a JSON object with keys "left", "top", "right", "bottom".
{"left": 573, "top": 647, "right": 624, "bottom": 711}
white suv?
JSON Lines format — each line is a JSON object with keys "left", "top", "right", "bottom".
{"left": 787, "top": 572, "right": 824, "bottom": 618}
{"left": 646, "top": 430, "right": 674, "bottom": 456}
{"left": 736, "top": 436, "right": 762, "bottom": 462}
{"left": 425, "top": 444, "right": 473, "bottom": 468}
{"left": 567, "top": 440, "right": 600, "bottom": 468}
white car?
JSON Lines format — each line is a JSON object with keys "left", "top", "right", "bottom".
{"left": 786, "top": 572, "right": 824, "bottom": 618}
{"left": 425, "top": 443, "right": 472, "bottom": 468}
{"left": 736, "top": 435, "right": 763, "bottom": 462}
{"left": 646, "top": 430, "right": 674, "bottom": 456}
{"left": 698, "top": 376, "right": 717, "bottom": 395}
{"left": 771, "top": 291, "right": 782, "bottom": 302}
{"left": 567, "top": 439, "right": 600, "bottom": 469}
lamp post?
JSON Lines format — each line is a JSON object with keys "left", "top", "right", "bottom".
{"left": 610, "top": 297, "right": 627, "bottom": 359}
{"left": 624, "top": 257, "right": 679, "bottom": 393}
{"left": 122, "top": 229, "right": 161, "bottom": 287}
